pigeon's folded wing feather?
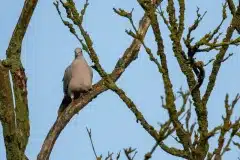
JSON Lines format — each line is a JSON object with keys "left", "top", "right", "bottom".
{"left": 63, "top": 65, "right": 72, "bottom": 95}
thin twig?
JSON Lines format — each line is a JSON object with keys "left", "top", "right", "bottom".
{"left": 86, "top": 127, "right": 99, "bottom": 159}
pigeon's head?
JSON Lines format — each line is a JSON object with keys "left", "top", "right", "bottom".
{"left": 74, "top": 48, "right": 83, "bottom": 58}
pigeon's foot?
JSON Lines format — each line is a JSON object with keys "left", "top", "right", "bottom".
{"left": 88, "top": 87, "right": 93, "bottom": 91}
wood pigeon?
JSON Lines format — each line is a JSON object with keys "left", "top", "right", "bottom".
{"left": 58, "top": 48, "right": 93, "bottom": 115}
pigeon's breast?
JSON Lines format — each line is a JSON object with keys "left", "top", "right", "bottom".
{"left": 69, "top": 59, "right": 92, "bottom": 92}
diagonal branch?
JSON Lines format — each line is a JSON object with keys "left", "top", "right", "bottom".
{"left": 37, "top": 4, "right": 152, "bottom": 160}
{"left": 227, "top": 0, "right": 236, "bottom": 15}
{"left": 107, "top": 81, "right": 159, "bottom": 138}
{"left": 202, "top": 21, "right": 236, "bottom": 106}
{"left": 113, "top": 7, "right": 162, "bottom": 73}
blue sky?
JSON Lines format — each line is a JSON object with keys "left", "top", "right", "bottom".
{"left": 0, "top": 0, "right": 239, "bottom": 159}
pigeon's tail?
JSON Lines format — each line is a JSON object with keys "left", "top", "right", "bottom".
{"left": 58, "top": 95, "right": 72, "bottom": 116}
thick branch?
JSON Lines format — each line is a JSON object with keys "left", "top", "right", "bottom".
{"left": 0, "top": 63, "right": 22, "bottom": 160}
{"left": 227, "top": 0, "right": 236, "bottom": 15}
{"left": 177, "top": 0, "right": 185, "bottom": 40}
{"left": 0, "top": 0, "right": 38, "bottom": 159}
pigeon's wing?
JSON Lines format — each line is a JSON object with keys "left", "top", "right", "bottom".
{"left": 62, "top": 65, "right": 72, "bottom": 95}
{"left": 84, "top": 59, "right": 93, "bottom": 84}
{"left": 58, "top": 65, "right": 72, "bottom": 116}
{"left": 89, "top": 65, "right": 93, "bottom": 86}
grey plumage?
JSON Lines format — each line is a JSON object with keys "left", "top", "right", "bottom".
{"left": 58, "top": 48, "right": 93, "bottom": 115}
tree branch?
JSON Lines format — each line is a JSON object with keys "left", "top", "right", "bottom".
{"left": 138, "top": 0, "right": 191, "bottom": 155}
{"left": 202, "top": 21, "right": 236, "bottom": 106}
{"left": 37, "top": 3, "right": 152, "bottom": 160}
{"left": 0, "top": 0, "right": 38, "bottom": 159}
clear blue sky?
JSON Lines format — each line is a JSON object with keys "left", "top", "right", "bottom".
{"left": 0, "top": 0, "right": 239, "bottom": 159}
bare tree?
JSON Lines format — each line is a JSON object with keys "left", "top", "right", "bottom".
{"left": 0, "top": 0, "right": 240, "bottom": 160}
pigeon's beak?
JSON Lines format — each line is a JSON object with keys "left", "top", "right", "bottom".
{"left": 75, "top": 52, "right": 82, "bottom": 58}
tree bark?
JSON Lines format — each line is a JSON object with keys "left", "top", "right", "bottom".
{"left": 0, "top": 0, "right": 38, "bottom": 159}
